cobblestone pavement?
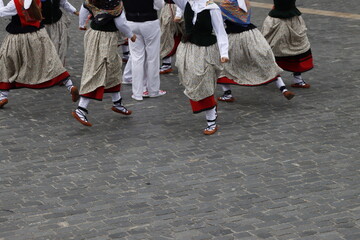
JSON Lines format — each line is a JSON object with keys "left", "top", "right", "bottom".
{"left": 0, "top": 1, "right": 359, "bottom": 239}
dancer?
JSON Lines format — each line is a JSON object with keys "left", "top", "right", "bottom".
{"left": 72, "top": 0, "right": 136, "bottom": 127}
{"left": 122, "top": 0, "right": 166, "bottom": 101}
{"left": 41, "top": 0, "right": 79, "bottom": 65}
{"left": 172, "top": 0, "right": 229, "bottom": 135}
{"left": 262, "top": 0, "right": 314, "bottom": 88}
{"left": 214, "top": 0, "right": 295, "bottom": 102}
{"left": 0, "top": 0, "right": 79, "bottom": 109}
{"left": 159, "top": 0, "right": 184, "bottom": 74}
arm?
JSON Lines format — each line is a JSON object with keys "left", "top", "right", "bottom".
{"left": 60, "top": 0, "right": 77, "bottom": 15}
{"left": 0, "top": 0, "right": 17, "bottom": 17}
{"left": 153, "top": 0, "right": 164, "bottom": 11}
{"left": 171, "top": 0, "right": 187, "bottom": 11}
{"left": 210, "top": 9, "right": 229, "bottom": 60}
{"left": 114, "top": 12, "right": 133, "bottom": 39}
{"left": 79, "top": 5, "right": 89, "bottom": 29}
{"left": 175, "top": 6, "right": 183, "bottom": 18}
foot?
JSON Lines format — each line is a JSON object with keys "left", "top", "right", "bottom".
{"left": 70, "top": 86, "right": 80, "bottom": 102}
{"left": 149, "top": 90, "right": 167, "bottom": 98}
{"left": 218, "top": 90, "right": 234, "bottom": 102}
{"left": 0, "top": 98, "right": 8, "bottom": 108}
{"left": 160, "top": 64, "right": 173, "bottom": 74}
{"left": 291, "top": 82, "right": 310, "bottom": 88}
{"left": 203, "top": 124, "right": 218, "bottom": 135}
{"left": 111, "top": 98, "right": 132, "bottom": 115}
{"left": 160, "top": 68, "right": 173, "bottom": 74}
{"left": 72, "top": 107, "right": 92, "bottom": 126}
{"left": 131, "top": 95, "right": 143, "bottom": 101}
{"left": 142, "top": 91, "right": 149, "bottom": 98}
{"left": 283, "top": 90, "right": 295, "bottom": 100}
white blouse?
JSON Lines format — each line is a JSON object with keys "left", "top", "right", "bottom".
{"left": 171, "top": 0, "right": 228, "bottom": 58}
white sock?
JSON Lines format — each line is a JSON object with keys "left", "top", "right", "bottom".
{"left": 162, "top": 56, "right": 172, "bottom": 65}
{"left": 0, "top": 90, "right": 9, "bottom": 100}
{"left": 78, "top": 97, "right": 90, "bottom": 109}
{"left": 205, "top": 107, "right": 217, "bottom": 126}
{"left": 220, "top": 84, "right": 231, "bottom": 92}
{"left": 275, "top": 77, "right": 288, "bottom": 93}
{"left": 293, "top": 73, "right": 304, "bottom": 84}
{"left": 110, "top": 92, "right": 121, "bottom": 102}
{"left": 64, "top": 79, "right": 74, "bottom": 91}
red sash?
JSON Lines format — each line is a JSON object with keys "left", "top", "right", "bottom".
{"left": 14, "top": 0, "right": 41, "bottom": 28}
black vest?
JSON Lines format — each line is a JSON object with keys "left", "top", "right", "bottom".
{"left": 183, "top": 3, "right": 216, "bottom": 47}
{"left": 6, "top": 15, "right": 44, "bottom": 34}
{"left": 224, "top": 20, "right": 257, "bottom": 34}
{"left": 41, "top": 0, "right": 63, "bottom": 24}
{"left": 269, "top": 0, "right": 301, "bottom": 19}
{"left": 122, "top": 0, "right": 158, "bottom": 22}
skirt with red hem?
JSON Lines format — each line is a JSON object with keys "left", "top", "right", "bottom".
{"left": 275, "top": 49, "right": 314, "bottom": 73}
{"left": 81, "top": 84, "right": 121, "bottom": 101}
{"left": 0, "top": 72, "right": 69, "bottom": 90}
{"left": 190, "top": 95, "right": 216, "bottom": 114}
{"left": 217, "top": 75, "right": 278, "bottom": 86}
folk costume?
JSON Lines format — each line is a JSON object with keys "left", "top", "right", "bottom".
{"left": 0, "top": 0, "right": 79, "bottom": 109}
{"left": 262, "top": 0, "right": 314, "bottom": 88}
{"left": 214, "top": 0, "right": 295, "bottom": 102}
{"left": 122, "top": 0, "right": 166, "bottom": 101}
{"left": 73, "top": 0, "right": 134, "bottom": 127}
{"left": 159, "top": 0, "right": 184, "bottom": 74}
{"left": 41, "top": 0, "right": 78, "bottom": 65}
{"left": 173, "top": 0, "right": 229, "bottom": 135}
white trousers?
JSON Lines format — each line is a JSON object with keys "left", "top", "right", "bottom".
{"left": 127, "top": 20, "right": 161, "bottom": 98}
{"left": 123, "top": 55, "right": 133, "bottom": 84}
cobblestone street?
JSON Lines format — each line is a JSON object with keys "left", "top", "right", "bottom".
{"left": 0, "top": 0, "right": 359, "bottom": 239}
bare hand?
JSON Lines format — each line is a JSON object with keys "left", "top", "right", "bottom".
{"left": 130, "top": 34, "right": 137, "bottom": 42}
{"left": 173, "top": 17, "right": 181, "bottom": 22}
{"left": 74, "top": 11, "right": 80, "bottom": 16}
{"left": 221, "top": 57, "right": 229, "bottom": 63}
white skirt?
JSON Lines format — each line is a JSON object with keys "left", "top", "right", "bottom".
{"left": 80, "top": 29, "right": 122, "bottom": 95}
{"left": 44, "top": 14, "right": 71, "bottom": 65}
{"left": 220, "top": 28, "right": 283, "bottom": 85}
{"left": 0, "top": 28, "right": 67, "bottom": 87}
{"left": 160, "top": 3, "right": 184, "bottom": 59}
{"left": 175, "top": 42, "right": 222, "bottom": 101}
{"left": 262, "top": 15, "right": 311, "bottom": 57}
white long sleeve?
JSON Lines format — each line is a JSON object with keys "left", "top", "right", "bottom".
{"left": 154, "top": 0, "right": 164, "bottom": 10}
{"left": 210, "top": 9, "right": 229, "bottom": 58}
{"left": 172, "top": 0, "right": 187, "bottom": 11}
{"left": 114, "top": 12, "right": 133, "bottom": 38}
{"left": 79, "top": 5, "right": 89, "bottom": 28}
{"left": 175, "top": 6, "right": 183, "bottom": 18}
{"left": 60, "top": 0, "right": 77, "bottom": 14}
{"left": 0, "top": 0, "right": 17, "bottom": 17}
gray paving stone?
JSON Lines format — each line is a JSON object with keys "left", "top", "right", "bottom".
{"left": 0, "top": 0, "right": 360, "bottom": 239}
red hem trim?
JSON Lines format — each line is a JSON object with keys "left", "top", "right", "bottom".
{"left": 165, "top": 34, "right": 182, "bottom": 58}
{"left": 0, "top": 72, "right": 70, "bottom": 90}
{"left": 217, "top": 76, "right": 279, "bottom": 86}
{"left": 81, "top": 84, "right": 121, "bottom": 101}
{"left": 276, "top": 50, "right": 314, "bottom": 73}
{"left": 190, "top": 95, "right": 216, "bottom": 113}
